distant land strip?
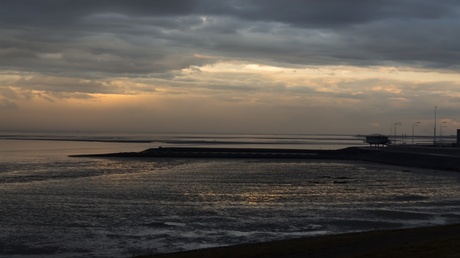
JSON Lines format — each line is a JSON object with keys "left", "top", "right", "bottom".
{"left": 0, "top": 136, "right": 152, "bottom": 143}
{"left": 70, "top": 146, "right": 460, "bottom": 172}
{"left": 0, "top": 136, "right": 356, "bottom": 145}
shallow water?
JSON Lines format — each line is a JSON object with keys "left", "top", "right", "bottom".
{"left": 1, "top": 138, "right": 460, "bottom": 257}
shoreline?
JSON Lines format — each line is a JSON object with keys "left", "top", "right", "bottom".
{"left": 70, "top": 145, "right": 460, "bottom": 257}
{"left": 137, "top": 223, "right": 460, "bottom": 258}
{"left": 71, "top": 145, "right": 460, "bottom": 172}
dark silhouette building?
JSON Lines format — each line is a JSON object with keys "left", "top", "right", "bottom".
{"left": 365, "top": 134, "right": 390, "bottom": 147}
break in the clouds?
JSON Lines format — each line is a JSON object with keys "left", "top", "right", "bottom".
{"left": 1, "top": 0, "right": 460, "bottom": 134}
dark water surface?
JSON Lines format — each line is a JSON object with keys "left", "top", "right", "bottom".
{"left": 1, "top": 137, "right": 460, "bottom": 257}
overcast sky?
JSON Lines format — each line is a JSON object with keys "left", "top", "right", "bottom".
{"left": 1, "top": 0, "right": 460, "bottom": 135}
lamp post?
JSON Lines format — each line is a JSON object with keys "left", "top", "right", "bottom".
{"left": 412, "top": 122, "right": 420, "bottom": 144}
{"left": 393, "top": 122, "right": 402, "bottom": 145}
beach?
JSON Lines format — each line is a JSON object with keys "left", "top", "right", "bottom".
{"left": 71, "top": 144, "right": 460, "bottom": 257}
{"left": 141, "top": 223, "right": 460, "bottom": 258}
{"left": 118, "top": 146, "right": 460, "bottom": 257}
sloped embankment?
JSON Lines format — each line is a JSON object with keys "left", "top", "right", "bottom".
{"left": 333, "top": 147, "right": 460, "bottom": 172}
{"left": 70, "top": 146, "right": 460, "bottom": 172}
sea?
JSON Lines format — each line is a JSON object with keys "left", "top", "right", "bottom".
{"left": 1, "top": 132, "right": 460, "bottom": 257}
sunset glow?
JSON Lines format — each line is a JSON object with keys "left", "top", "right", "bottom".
{"left": 1, "top": 1, "right": 460, "bottom": 135}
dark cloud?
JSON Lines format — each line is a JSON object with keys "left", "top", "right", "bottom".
{"left": 3, "top": 0, "right": 455, "bottom": 28}
{"left": 0, "top": 0, "right": 459, "bottom": 82}
{"left": 0, "top": 0, "right": 200, "bottom": 26}
{"left": 225, "top": 0, "right": 458, "bottom": 27}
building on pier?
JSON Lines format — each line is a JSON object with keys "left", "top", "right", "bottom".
{"left": 365, "top": 134, "right": 390, "bottom": 147}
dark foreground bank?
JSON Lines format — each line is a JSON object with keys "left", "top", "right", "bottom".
{"left": 71, "top": 145, "right": 460, "bottom": 172}
{"left": 136, "top": 223, "right": 460, "bottom": 258}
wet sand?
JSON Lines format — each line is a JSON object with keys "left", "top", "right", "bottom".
{"left": 125, "top": 147, "right": 460, "bottom": 258}
{"left": 72, "top": 146, "right": 460, "bottom": 257}
{"left": 138, "top": 223, "right": 460, "bottom": 258}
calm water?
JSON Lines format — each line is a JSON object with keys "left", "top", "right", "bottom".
{"left": 1, "top": 134, "right": 460, "bottom": 257}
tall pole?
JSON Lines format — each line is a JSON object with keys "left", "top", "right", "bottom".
{"left": 434, "top": 106, "right": 437, "bottom": 145}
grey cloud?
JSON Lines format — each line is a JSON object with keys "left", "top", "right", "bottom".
{"left": 225, "top": 0, "right": 458, "bottom": 27}
{"left": 14, "top": 76, "right": 114, "bottom": 94}
{"left": 1, "top": 0, "right": 460, "bottom": 85}
{"left": 0, "top": 0, "right": 200, "bottom": 27}
{"left": 2, "top": 0, "right": 457, "bottom": 27}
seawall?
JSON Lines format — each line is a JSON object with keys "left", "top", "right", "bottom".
{"left": 70, "top": 146, "right": 460, "bottom": 172}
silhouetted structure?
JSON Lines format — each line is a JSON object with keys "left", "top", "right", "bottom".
{"left": 365, "top": 134, "right": 390, "bottom": 147}
{"left": 457, "top": 129, "right": 460, "bottom": 147}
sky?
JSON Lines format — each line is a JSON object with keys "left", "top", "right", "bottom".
{"left": 1, "top": 0, "right": 460, "bottom": 135}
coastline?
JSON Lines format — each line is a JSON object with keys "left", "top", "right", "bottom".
{"left": 71, "top": 145, "right": 460, "bottom": 172}
{"left": 138, "top": 223, "right": 460, "bottom": 258}
{"left": 69, "top": 145, "right": 460, "bottom": 257}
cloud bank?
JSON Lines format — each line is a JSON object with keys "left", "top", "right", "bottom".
{"left": 1, "top": 0, "right": 460, "bottom": 134}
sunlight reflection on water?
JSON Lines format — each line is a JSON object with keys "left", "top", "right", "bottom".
{"left": 1, "top": 139, "right": 460, "bottom": 257}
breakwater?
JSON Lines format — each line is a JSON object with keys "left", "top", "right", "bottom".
{"left": 70, "top": 146, "right": 460, "bottom": 172}
{"left": 71, "top": 147, "right": 332, "bottom": 159}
